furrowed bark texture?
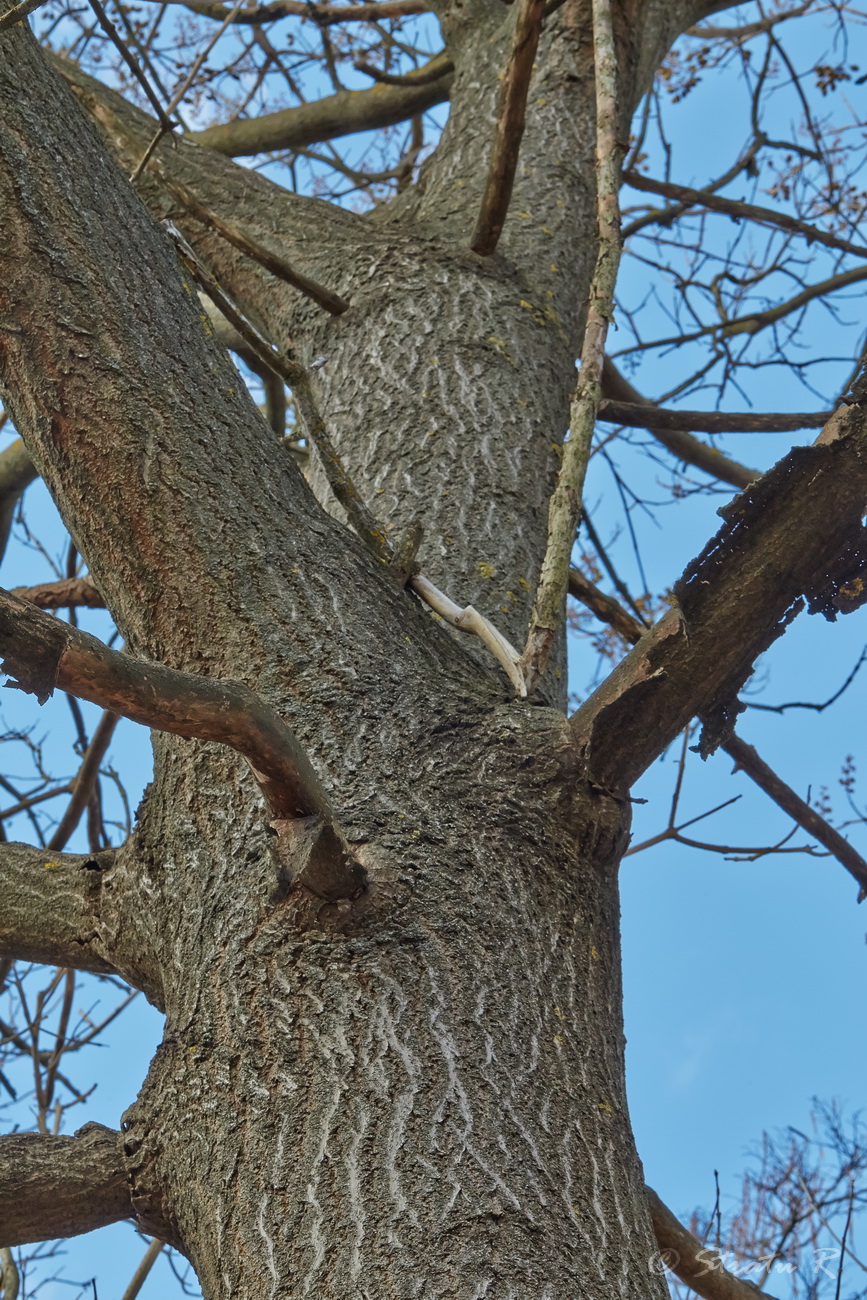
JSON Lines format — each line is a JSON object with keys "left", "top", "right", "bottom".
{"left": 0, "top": 0, "right": 730, "bottom": 1292}
{"left": 0, "top": 1124, "right": 130, "bottom": 1246}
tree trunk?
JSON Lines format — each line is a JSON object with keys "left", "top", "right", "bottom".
{"left": 0, "top": 0, "right": 749, "bottom": 1291}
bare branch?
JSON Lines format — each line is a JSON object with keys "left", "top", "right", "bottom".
{"left": 189, "top": 54, "right": 452, "bottom": 157}
{"left": 0, "top": 0, "right": 48, "bottom": 33}
{"left": 598, "top": 400, "right": 831, "bottom": 435}
{"left": 721, "top": 734, "right": 867, "bottom": 901}
{"left": 647, "top": 1186, "right": 781, "bottom": 1300}
{"left": 0, "top": 1124, "right": 130, "bottom": 1247}
{"left": 159, "top": 0, "right": 428, "bottom": 24}
{"left": 10, "top": 577, "right": 105, "bottom": 610}
{"left": 47, "top": 710, "right": 119, "bottom": 852}
{"left": 0, "top": 587, "right": 331, "bottom": 823}
{"left": 0, "top": 841, "right": 120, "bottom": 976}
{"left": 520, "top": 0, "right": 622, "bottom": 691}
{"left": 623, "top": 170, "right": 867, "bottom": 261}
{"left": 601, "top": 358, "right": 759, "bottom": 489}
{"left": 164, "top": 177, "right": 350, "bottom": 316}
{"left": 0, "top": 440, "right": 38, "bottom": 564}
{"left": 571, "top": 406, "right": 867, "bottom": 791}
{"left": 470, "top": 0, "right": 546, "bottom": 256}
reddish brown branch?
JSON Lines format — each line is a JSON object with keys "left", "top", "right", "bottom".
{"left": 0, "top": 587, "right": 329, "bottom": 822}
{"left": 647, "top": 1186, "right": 780, "bottom": 1300}
{"left": 0, "top": 1124, "right": 130, "bottom": 1247}
{"left": 598, "top": 400, "right": 832, "bottom": 435}
{"left": 624, "top": 169, "right": 867, "bottom": 261}
{"left": 10, "top": 577, "right": 105, "bottom": 610}
{"left": 470, "top": 0, "right": 546, "bottom": 256}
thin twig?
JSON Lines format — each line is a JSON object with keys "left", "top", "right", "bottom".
{"left": 87, "top": 0, "right": 177, "bottom": 135}
{"left": 470, "top": 0, "right": 546, "bottom": 256}
{"left": 520, "top": 0, "right": 622, "bottom": 692}
{"left": 48, "top": 710, "right": 119, "bottom": 852}
{"left": 130, "top": 0, "right": 245, "bottom": 182}
{"left": 164, "top": 176, "right": 351, "bottom": 316}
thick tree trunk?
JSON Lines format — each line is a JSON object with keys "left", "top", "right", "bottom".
{"left": 0, "top": 0, "right": 733, "bottom": 1292}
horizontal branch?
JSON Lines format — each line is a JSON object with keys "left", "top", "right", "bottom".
{"left": 0, "top": 841, "right": 120, "bottom": 975}
{"left": 647, "top": 1186, "right": 779, "bottom": 1300}
{"left": 598, "top": 399, "right": 831, "bottom": 435}
{"left": 0, "top": 1124, "right": 130, "bottom": 1247}
{"left": 160, "top": 0, "right": 428, "bottom": 24}
{"left": 0, "top": 587, "right": 330, "bottom": 822}
{"left": 624, "top": 169, "right": 867, "bottom": 261}
{"left": 10, "top": 577, "right": 105, "bottom": 610}
{"left": 601, "top": 358, "right": 758, "bottom": 489}
{"left": 571, "top": 406, "right": 867, "bottom": 791}
{"left": 190, "top": 55, "right": 452, "bottom": 157}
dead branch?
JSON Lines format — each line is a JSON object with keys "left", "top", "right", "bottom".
{"left": 160, "top": 0, "right": 428, "bottom": 24}
{"left": 0, "top": 1124, "right": 130, "bottom": 1246}
{"left": 470, "top": 0, "right": 546, "bottom": 256}
{"left": 570, "top": 405, "right": 867, "bottom": 792}
{"left": 47, "top": 710, "right": 119, "bottom": 852}
{"left": 520, "top": 0, "right": 621, "bottom": 692}
{"left": 163, "top": 176, "right": 350, "bottom": 316}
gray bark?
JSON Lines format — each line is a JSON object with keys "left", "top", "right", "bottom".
{"left": 0, "top": 0, "right": 835, "bottom": 1294}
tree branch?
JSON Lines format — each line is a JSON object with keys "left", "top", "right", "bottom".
{"left": 10, "top": 577, "right": 105, "bottom": 610}
{"left": 520, "top": 0, "right": 622, "bottom": 691}
{"left": 598, "top": 400, "right": 832, "bottom": 435}
{"left": 0, "top": 841, "right": 120, "bottom": 975}
{"left": 601, "top": 358, "right": 759, "bottom": 489}
{"left": 569, "top": 570, "right": 867, "bottom": 898}
{"left": 470, "top": 0, "right": 546, "bottom": 256}
{"left": 0, "top": 588, "right": 332, "bottom": 823}
{"left": 623, "top": 169, "right": 867, "bottom": 261}
{"left": 570, "top": 406, "right": 867, "bottom": 791}
{"left": 189, "top": 54, "right": 452, "bottom": 157}
{"left": 159, "top": 0, "right": 428, "bottom": 24}
{"left": 647, "top": 1186, "right": 780, "bottom": 1300}
{"left": 0, "top": 440, "right": 38, "bottom": 565}
{"left": 0, "top": 1124, "right": 130, "bottom": 1247}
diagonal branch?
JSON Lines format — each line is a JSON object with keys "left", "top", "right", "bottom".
{"left": 0, "top": 588, "right": 331, "bottom": 823}
{"left": 624, "top": 170, "right": 867, "bottom": 261}
{"left": 570, "top": 405, "right": 867, "bottom": 793}
{"left": 647, "top": 1186, "right": 780, "bottom": 1300}
{"left": 190, "top": 54, "right": 453, "bottom": 157}
{"left": 0, "top": 1124, "right": 130, "bottom": 1247}
{"left": 569, "top": 569, "right": 867, "bottom": 898}
{"left": 469, "top": 0, "right": 546, "bottom": 256}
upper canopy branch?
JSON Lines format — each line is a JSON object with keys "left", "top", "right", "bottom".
{"left": 0, "top": 589, "right": 332, "bottom": 823}
{"left": 0, "top": 1124, "right": 130, "bottom": 1247}
{"left": 571, "top": 405, "right": 867, "bottom": 792}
